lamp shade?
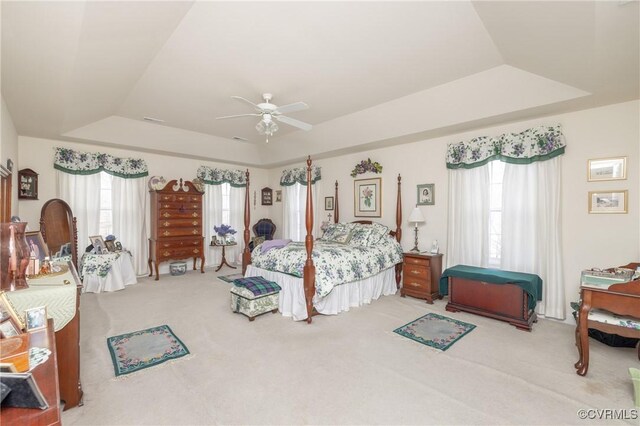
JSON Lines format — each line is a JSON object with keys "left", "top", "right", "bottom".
{"left": 408, "top": 207, "right": 425, "bottom": 224}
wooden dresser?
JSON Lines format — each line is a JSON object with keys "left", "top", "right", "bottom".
{"left": 148, "top": 179, "right": 205, "bottom": 280}
{"left": 401, "top": 252, "right": 443, "bottom": 303}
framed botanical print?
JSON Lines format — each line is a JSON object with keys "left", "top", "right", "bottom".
{"left": 354, "top": 178, "right": 381, "bottom": 217}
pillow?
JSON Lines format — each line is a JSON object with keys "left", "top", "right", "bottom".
{"left": 321, "top": 223, "right": 353, "bottom": 244}
{"left": 349, "top": 223, "right": 389, "bottom": 246}
{"left": 349, "top": 225, "right": 375, "bottom": 246}
{"left": 252, "top": 236, "right": 266, "bottom": 247}
{"left": 368, "top": 223, "right": 390, "bottom": 245}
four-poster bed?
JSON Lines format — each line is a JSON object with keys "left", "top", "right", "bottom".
{"left": 241, "top": 157, "right": 403, "bottom": 323}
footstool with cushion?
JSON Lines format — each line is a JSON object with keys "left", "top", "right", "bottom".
{"left": 230, "top": 276, "right": 281, "bottom": 321}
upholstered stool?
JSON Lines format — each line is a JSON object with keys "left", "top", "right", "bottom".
{"left": 230, "top": 282, "right": 280, "bottom": 321}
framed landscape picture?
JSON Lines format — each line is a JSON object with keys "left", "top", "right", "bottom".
{"left": 588, "top": 190, "right": 628, "bottom": 214}
{"left": 587, "top": 157, "right": 626, "bottom": 181}
{"left": 354, "top": 178, "right": 381, "bottom": 217}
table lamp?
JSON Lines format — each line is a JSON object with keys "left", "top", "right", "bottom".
{"left": 408, "top": 207, "right": 425, "bottom": 252}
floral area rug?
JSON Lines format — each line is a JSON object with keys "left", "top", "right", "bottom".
{"left": 217, "top": 273, "right": 244, "bottom": 283}
{"left": 107, "top": 325, "right": 190, "bottom": 377}
{"left": 393, "top": 313, "right": 476, "bottom": 351}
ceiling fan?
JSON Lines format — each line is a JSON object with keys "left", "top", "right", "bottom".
{"left": 216, "top": 93, "right": 312, "bottom": 143}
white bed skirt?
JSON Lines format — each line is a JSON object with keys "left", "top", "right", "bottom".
{"left": 245, "top": 265, "right": 398, "bottom": 321}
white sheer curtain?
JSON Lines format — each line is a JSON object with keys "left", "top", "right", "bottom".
{"left": 446, "top": 166, "right": 491, "bottom": 268}
{"left": 57, "top": 171, "right": 101, "bottom": 254}
{"left": 204, "top": 184, "right": 223, "bottom": 267}
{"left": 203, "top": 183, "right": 244, "bottom": 268}
{"left": 111, "top": 176, "right": 148, "bottom": 275}
{"left": 501, "top": 157, "right": 564, "bottom": 319}
{"left": 283, "top": 183, "right": 318, "bottom": 241}
{"left": 228, "top": 186, "right": 245, "bottom": 265}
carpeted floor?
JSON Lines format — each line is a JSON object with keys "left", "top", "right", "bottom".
{"left": 63, "top": 269, "right": 639, "bottom": 425}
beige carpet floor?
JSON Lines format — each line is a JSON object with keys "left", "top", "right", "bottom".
{"left": 62, "top": 268, "right": 638, "bottom": 425}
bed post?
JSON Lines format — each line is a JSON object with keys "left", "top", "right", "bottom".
{"left": 242, "top": 169, "right": 251, "bottom": 275}
{"left": 395, "top": 174, "right": 402, "bottom": 288}
{"left": 303, "top": 156, "right": 316, "bottom": 324}
{"left": 334, "top": 180, "right": 339, "bottom": 223}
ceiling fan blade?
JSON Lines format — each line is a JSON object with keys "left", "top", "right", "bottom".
{"left": 273, "top": 102, "right": 309, "bottom": 115}
{"left": 216, "top": 113, "right": 262, "bottom": 120}
{"left": 231, "top": 96, "right": 262, "bottom": 111}
{"left": 275, "top": 115, "right": 313, "bottom": 131}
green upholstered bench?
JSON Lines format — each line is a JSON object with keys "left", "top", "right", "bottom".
{"left": 230, "top": 283, "right": 280, "bottom": 321}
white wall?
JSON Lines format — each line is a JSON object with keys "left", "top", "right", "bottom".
{"left": 17, "top": 136, "right": 271, "bottom": 272}
{"left": 14, "top": 100, "right": 639, "bottom": 319}
{"left": 270, "top": 100, "right": 639, "bottom": 322}
{"left": 1, "top": 95, "right": 19, "bottom": 215}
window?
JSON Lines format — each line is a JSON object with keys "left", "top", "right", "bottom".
{"left": 99, "top": 172, "right": 113, "bottom": 236}
{"left": 221, "top": 183, "right": 231, "bottom": 225}
{"left": 488, "top": 161, "right": 505, "bottom": 267}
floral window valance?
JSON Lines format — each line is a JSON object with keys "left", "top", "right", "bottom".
{"left": 446, "top": 125, "right": 566, "bottom": 169}
{"left": 280, "top": 166, "right": 321, "bottom": 186}
{"left": 54, "top": 147, "right": 148, "bottom": 178}
{"left": 196, "top": 166, "right": 247, "bottom": 187}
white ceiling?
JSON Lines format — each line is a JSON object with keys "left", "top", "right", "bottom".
{"left": 2, "top": 1, "right": 638, "bottom": 167}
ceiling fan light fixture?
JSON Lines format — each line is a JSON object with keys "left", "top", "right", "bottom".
{"left": 256, "top": 117, "right": 278, "bottom": 136}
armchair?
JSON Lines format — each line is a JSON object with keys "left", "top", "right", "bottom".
{"left": 249, "top": 218, "right": 276, "bottom": 252}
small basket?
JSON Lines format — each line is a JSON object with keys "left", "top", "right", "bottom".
{"left": 170, "top": 261, "right": 187, "bottom": 276}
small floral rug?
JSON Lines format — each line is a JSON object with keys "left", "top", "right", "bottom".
{"left": 393, "top": 313, "right": 476, "bottom": 351}
{"left": 217, "top": 273, "right": 244, "bottom": 283}
{"left": 107, "top": 325, "right": 190, "bottom": 377}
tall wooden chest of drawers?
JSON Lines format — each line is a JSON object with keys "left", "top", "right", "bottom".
{"left": 149, "top": 179, "right": 205, "bottom": 280}
{"left": 401, "top": 252, "right": 443, "bottom": 304}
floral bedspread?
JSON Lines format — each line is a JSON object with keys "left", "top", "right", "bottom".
{"left": 251, "top": 237, "right": 403, "bottom": 297}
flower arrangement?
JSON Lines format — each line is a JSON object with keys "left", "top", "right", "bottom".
{"left": 350, "top": 158, "right": 382, "bottom": 177}
{"left": 214, "top": 224, "right": 236, "bottom": 237}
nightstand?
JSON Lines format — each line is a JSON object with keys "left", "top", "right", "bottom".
{"left": 401, "top": 252, "right": 444, "bottom": 304}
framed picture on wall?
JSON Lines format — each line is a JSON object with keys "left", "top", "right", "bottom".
{"left": 417, "top": 184, "right": 435, "bottom": 206}
{"left": 325, "top": 196, "right": 334, "bottom": 211}
{"left": 587, "top": 157, "right": 627, "bottom": 181}
{"left": 17, "top": 169, "right": 38, "bottom": 200}
{"left": 588, "top": 190, "right": 628, "bottom": 214}
{"left": 261, "top": 187, "right": 273, "bottom": 206}
{"left": 354, "top": 178, "right": 381, "bottom": 217}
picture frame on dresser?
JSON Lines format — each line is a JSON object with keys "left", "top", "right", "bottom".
{"left": 0, "top": 291, "right": 25, "bottom": 330}
{"left": 0, "top": 319, "right": 21, "bottom": 338}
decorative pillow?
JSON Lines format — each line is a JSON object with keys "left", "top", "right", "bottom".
{"left": 349, "top": 225, "right": 375, "bottom": 246}
{"left": 252, "top": 236, "right": 266, "bottom": 247}
{"left": 349, "top": 223, "right": 389, "bottom": 246}
{"left": 367, "top": 223, "right": 390, "bottom": 245}
{"left": 321, "top": 223, "right": 353, "bottom": 244}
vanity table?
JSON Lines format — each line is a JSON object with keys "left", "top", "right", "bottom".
{"left": 575, "top": 263, "right": 640, "bottom": 376}
{"left": 7, "top": 265, "right": 83, "bottom": 410}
